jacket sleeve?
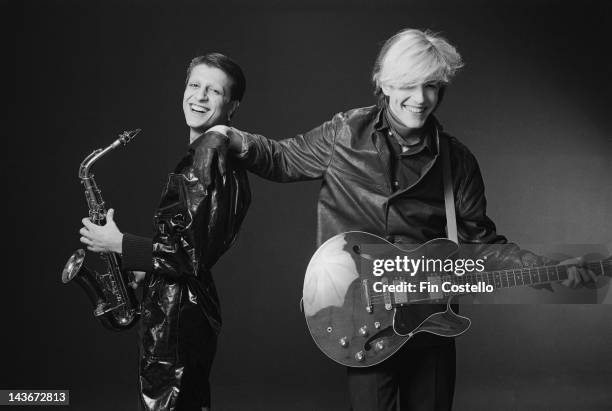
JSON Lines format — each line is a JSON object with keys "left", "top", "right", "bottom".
{"left": 455, "top": 147, "right": 552, "bottom": 269}
{"left": 234, "top": 113, "right": 341, "bottom": 182}
{"left": 190, "top": 147, "right": 251, "bottom": 270}
{"left": 121, "top": 233, "right": 154, "bottom": 272}
{"left": 151, "top": 146, "right": 251, "bottom": 281}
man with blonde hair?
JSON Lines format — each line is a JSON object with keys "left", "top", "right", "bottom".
{"left": 202, "top": 29, "right": 592, "bottom": 410}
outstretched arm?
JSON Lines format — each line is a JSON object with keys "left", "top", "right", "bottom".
{"left": 196, "top": 116, "right": 340, "bottom": 184}
{"left": 455, "top": 151, "right": 595, "bottom": 287}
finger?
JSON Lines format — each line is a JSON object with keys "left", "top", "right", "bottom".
{"left": 578, "top": 268, "right": 590, "bottom": 283}
{"left": 559, "top": 257, "right": 580, "bottom": 266}
{"left": 572, "top": 267, "right": 582, "bottom": 287}
{"left": 218, "top": 150, "right": 227, "bottom": 180}
{"left": 79, "top": 227, "right": 89, "bottom": 236}
{"left": 82, "top": 218, "right": 97, "bottom": 229}
{"left": 106, "top": 208, "right": 115, "bottom": 223}
{"left": 207, "top": 124, "right": 229, "bottom": 136}
{"left": 566, "top": 267, "right": 578, "bottom": 288}
{"left": 80, "top": 236, "right": 93, "bottom": 246}
{"left": 201, "top": 148, "right": 217, "bottom": 187}
{"left": 588, "top": 270, "right": 598, "bottom": 283}
{"left": 92, "top": 245, "right": 107, "bottom": 253}
{"left": 133, "top": 271, "right": 146, "bottom": 282}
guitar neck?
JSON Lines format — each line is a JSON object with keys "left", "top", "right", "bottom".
{"left": 446, "top": 260, "right": 611, "bottom": 291}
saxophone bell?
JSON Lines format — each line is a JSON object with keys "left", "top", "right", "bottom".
{"left": 62, "top": 249, "right": 139, "bottom": 331}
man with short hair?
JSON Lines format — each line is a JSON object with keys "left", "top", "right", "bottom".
{"left": 204, "top": 29, "right": 592, "bottom": 410}
{"left": 79, "top": 52, "right": 251, "bottom": 411}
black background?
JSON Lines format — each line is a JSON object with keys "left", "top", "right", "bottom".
{"left": 7, "top": 0, "right": 612, "bottom": 410}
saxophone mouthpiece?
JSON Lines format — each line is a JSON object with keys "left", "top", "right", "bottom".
{"left": 118, "top": 128, "right": 142, "bottom": 145}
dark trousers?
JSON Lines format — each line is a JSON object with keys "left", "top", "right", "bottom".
{"left": 139, "top": 282, "right": 217, "bottom": 411}
{"left": 174, "top": 302, "right": 217, "bottom": 410}
{"left": 347, "top": 341, "right": 456, "bottom": 411}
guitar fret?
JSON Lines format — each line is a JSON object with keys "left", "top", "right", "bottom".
{"left": 525, "top": 269, "right": 532, "bottom": 285}
{"left": 535, "top": 267, "right": 542, "bottom": 283}
{"left": 493, "top": 272, "right": 501, "bottom": 289}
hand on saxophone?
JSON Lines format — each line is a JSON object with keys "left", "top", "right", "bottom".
{"left": 79, "top": 208, "right": 124, "bottom": 254}
{"left": 129, "top": 271, "right": 146, "bottom": 289}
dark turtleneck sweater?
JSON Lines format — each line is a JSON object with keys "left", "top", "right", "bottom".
{"left": 383, "top": 104, "right": 437, "bottom": 192}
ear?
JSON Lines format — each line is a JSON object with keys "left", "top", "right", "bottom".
{"left": 380, "top": 84, "right": 392, "bottom": 97}
{"left": 228, "top": 101, "right": 240, "bottom": 119}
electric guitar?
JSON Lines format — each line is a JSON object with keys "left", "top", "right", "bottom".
{"left": 302, "top": 231, "right": 611, "bottom": 367}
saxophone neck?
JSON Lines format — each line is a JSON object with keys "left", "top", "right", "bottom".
{"left": 78, "top": 129, "right": 141, "bottom": 179}
{"left": 79, "top": 149, "right": 103, "bottom": 179}
{"left": 117, "top": 128, "right": 141, "bottom": 146}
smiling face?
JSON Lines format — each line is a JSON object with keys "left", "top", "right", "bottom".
{"left": 382, "top": 82, "right": 440, "bottom": 130}
{"left": 183, "top": 64, "right": 237, "bottom": 139}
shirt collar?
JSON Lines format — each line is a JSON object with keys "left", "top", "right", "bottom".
{"left": 374, "top": 102, "right": 439, "bottom": 155}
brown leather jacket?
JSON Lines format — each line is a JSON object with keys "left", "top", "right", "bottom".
{"left": 237, "top": 104, "right": 542, "bottom": 269}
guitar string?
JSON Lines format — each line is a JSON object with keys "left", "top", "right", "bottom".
{"left": 307, "top": 262, "right": 612, "bottom": 306}
{"left": 360, "top": 261, "right": 611, "bottom": 286}
{"left": 361, "top": 262, "right": 612, "bottom": 304}
{"left": 367, "top": 262, "right": 612, "bottom": 304}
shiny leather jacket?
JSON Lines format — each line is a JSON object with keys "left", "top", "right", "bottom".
{"left": 140, "top": 136, "right": 250, "bottom": 410}
{"left": 238, "top": 104, "right": 542, "bottom": 268}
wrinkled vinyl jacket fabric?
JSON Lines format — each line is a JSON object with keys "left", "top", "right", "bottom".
{"left": 139, "top": 136, "right": 250, "bottom": 410}
{"left": 238, "top": 105, "right": 543, "bottom": 267}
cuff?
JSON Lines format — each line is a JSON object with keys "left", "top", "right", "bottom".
{"left": 121, "top": 233, "right": 154, "bottom": 272}
{"left": 234, "top": 130, "right": 250, "bottom": 159}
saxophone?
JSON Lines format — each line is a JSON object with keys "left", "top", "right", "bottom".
{"left": 62, "top": 129, "right": 141, "bottom": 331}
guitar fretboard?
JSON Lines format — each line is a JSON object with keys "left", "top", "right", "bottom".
{"left": 442, "top": 260, "right": 611, "bottom": 290}
{"left": 368, "top": 260, "right": 612, "bottom": 306}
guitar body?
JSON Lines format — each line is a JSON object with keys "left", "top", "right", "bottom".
{"left": 302, "top": 231, "right": 471, "bottom": 367}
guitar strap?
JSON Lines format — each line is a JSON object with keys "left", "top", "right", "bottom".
{"left": 441, "top": 135, "right": 458, "bottom": 244}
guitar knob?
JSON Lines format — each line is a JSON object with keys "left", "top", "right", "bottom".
{"left": 374, "top": 321, "right": 381, "bottom": 329}
{"left": 375, "top": 340, "right": 385, "bottom": 351}
{"left": 355, "top": 351, "right": 365, "bottom": 362}
{"left": 339, "top": 337, "right": 349, "bottom": 347}
{"left": 359, "top": 326, "right": 368, "bottom": 337}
